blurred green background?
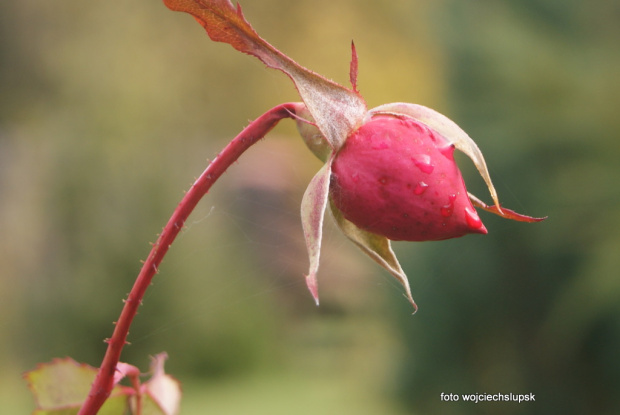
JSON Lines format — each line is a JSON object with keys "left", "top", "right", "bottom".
{"left": 1, "top": 0, "right": 619, "bottom": 414}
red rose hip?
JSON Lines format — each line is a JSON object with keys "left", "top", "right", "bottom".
{"left": 330, "top": 115, "right": 487, "bottom": 241}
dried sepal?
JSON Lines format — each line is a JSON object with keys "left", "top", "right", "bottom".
{"left": 163, "top": 0, "right": 367, "bottom": 150}
{"left": 349, "top": 41, "right": 359, "bottom": 93}
{"left": 329, "top": 200, "right": 418, "bottom": 312}
{"left": 300, "top": 158, "right": 334, "bottom": 305}
{"left": 468, "top": 192, "right": 547, "bottom": 223}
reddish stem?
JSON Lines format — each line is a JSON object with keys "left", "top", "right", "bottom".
{"left": 78, "top": 102, "right": 304, "bottom": 415}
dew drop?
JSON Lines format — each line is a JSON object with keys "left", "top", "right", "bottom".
{"left": 412, "top": 154, "right": 435, "bottom": 174}
{"left": 351, "top": 172, "right": 359, "bottom": 183}
{"left": 440, "top": 194, "right": 456, "bottom": 217}
{"left": 413, "top": 181, "right": 429, "bottom": 195}
{"left": 464, "top": 206, "right": 483, "bottom": 229}
{"left": 440, "top": 205, "right": 453, "bottom": 217}
{"left": 439, "top": 143, "right": 456, "bottom": 159}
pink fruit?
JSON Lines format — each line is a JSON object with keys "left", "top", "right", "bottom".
{"left": 330, "top": 115, "right": 487, "bottom": 241}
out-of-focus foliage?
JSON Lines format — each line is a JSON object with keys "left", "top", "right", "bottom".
{"left": 393, "top": 1, "right": 620, "bottom": 414}
{"left": 1, "top": 0, "right": 618, "bottom": 414}
{"left": 0, "top": 1, "right": 436, "bottom": 413}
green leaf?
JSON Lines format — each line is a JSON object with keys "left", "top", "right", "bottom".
{"left": 329, "top": 200, "right": 418, "bottom": 312}
{"left": 24, "top": 358, "right": 130, "bottom": 415}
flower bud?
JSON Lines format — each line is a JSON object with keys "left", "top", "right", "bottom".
{"left": 330, "top": 115, "right": 487, "bottom": 241}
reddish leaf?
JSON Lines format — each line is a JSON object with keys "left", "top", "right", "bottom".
{"left": 140, "top": 353, "right": 181, "bottom": 415}
{"left": 24, "top": 358, "right": 129, "bottom": 415}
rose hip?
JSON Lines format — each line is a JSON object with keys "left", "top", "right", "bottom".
{"left": 330, "top": 115, "right": 487, "bottom": 241}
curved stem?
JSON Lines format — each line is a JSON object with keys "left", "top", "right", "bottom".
{"left": 78, "top": 102, "right": 304, "bottom": 415}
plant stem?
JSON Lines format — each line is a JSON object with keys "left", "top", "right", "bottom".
{"left": 78, "top": 102, "right": 304, "bottom": 415}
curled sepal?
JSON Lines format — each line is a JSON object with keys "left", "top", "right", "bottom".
{"left": 369, "top": 102, "right": 501, "bottom": 211}
{"left": 329, "top": 199, "right": 418, "bottom": 313}
{"left": 301, "top": 158, "right": 334, "bottom": 305}
{"left": 163, "top": 0, "right": 367, "bottom": 150}
{"left": 468, "top": 193, "right": 547, "bottom": 223}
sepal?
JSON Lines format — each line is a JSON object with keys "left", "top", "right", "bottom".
{"left": 300, "top": 158, "right": 334, "bottom": 305}
{"left": 329, "top": 199, "right": 418, "bottom": 312}
{"left": 468, "top": 193, "right": 547, "bottom": 223}
{"left": 370, "top": 102, "right": 501, "bottom": 211}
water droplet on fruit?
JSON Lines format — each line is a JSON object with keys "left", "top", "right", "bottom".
{"left": 439, "top": 143, "right": 456, "bottom": 160}
{"left": 378, "top": 176, "right": 387, "bottom": 184}
{"left": 351, "top": 172, "right": 359, "bottom": 183}
{"left": 413, "top": 181, "right": 429, "bottom": 195}
{"left": 464, "top": 206, "right": 483, "bottom": 229}
{"left": 440, "top": 205, "right": 453, "bottom": 217}
{"left": 412, "top": 154, "right": 434, "bottom": 174}
{"left": 440, "top": 194, "right": 456, "bottom": 217}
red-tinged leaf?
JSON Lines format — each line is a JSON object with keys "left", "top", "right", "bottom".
{"left": 469, "top": 193, "right": 547, "bottom": 223}
{"left": 163, "top": 0, "right": 366, "bottom": 149}
{"left": 140, "top": 354, "right": 181, "bottom": 415}
{"left": 24, "top": 358, "right": 129, "bottom": 415}
{"left": 113, "top": 362, "right": 140, "bottom": 386}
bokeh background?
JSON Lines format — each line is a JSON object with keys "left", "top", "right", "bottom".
{"left": 2, "top": 0, "right": 619, "bottom": 414}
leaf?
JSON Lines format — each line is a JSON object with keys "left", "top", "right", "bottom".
{"left": 330, "top": 200, "right": 418, "bottom": 312}
{"left": 300, "top": 159, "right": 333, "bottom": 305}
{"left": 113, "top": 362, "right": 141, "bottom": 386}
{"left": 140, "top": 353, "right": 181, "bottom": 415}
{"left": 24, "top": 358, "right": 129, "bottom": 415}
{"left": 163, "top": 0, "right": 367, "bottom": 149}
